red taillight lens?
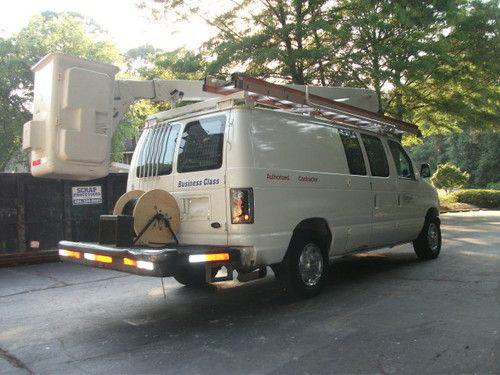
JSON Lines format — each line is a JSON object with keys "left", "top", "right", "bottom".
{"left": 231, "top": 188, "right": 254, "bottom": 224}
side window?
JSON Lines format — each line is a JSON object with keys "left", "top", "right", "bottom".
{"left": 361, "top": 134, "right": 390, "bottom": 177}
{"left": 388, "top": 140, "right": 415, "bottom": 179}
{"left": 339, "top": 129, "right": 366, "bottom": 175}
{"left": 177, "top": 115, "right": 226, "bottom": 173}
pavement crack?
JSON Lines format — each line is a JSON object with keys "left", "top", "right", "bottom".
{"left": 0, "top": 274, "right": 132, "bottom": 299}
{"left": 0, "top": 346, "right": 34, "bottom": 375}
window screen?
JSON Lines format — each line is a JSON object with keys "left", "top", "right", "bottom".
{"left": 339, "top": 129, "right": 366, "bottom": 175}
{"left": 177, "top": 115, "right": 226, "bottom": 173}
{"left": 135, "top": 123, "right": 180, "bottom": 178}
{"left": 388, "top": 140, "right": 415, "bottom": 179}
{"left": 361, "top": 134, "right": 390, "bottom": 177}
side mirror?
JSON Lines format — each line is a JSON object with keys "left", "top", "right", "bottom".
{"left": 420, "top": 163, "right": 431, "bottom": 178}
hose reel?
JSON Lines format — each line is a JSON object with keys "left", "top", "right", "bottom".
{"left": 112, "top": 189, "right": 180, "bottom": 247}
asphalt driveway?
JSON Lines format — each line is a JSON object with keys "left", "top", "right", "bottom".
{"left": 1, "top": 211, "right": 499, "bottom": 375}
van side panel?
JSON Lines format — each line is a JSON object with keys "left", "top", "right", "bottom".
{"left": 226, "top": 108, "right": 372, "bottom": 266}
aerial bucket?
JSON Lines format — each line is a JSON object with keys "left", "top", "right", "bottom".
{"left": 22, "top": 53, "right": 119, "bottom": 180}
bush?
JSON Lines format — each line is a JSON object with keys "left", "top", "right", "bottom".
{"left": 431, "top": 163, "right": 469, "bottom": 193}
{"left": 449, "top": 189, "right": 500, "bottom": 208}
{"left": 486, "top": 181, "right": 500, "bottom": 190}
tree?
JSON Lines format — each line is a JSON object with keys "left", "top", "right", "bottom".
{"left": 141, "top": 0, "right": 343, "bottom": 84}
{"left": 0, "top": 12, "right": 122, "bottom": 170}
{"left": 431, "top": 162, "right": 470, "bottom": 192}
{"left": 331, "top": 0, "right": 461, "bottom": 116}
{"left": 400, "top": 0, "right": 500, "bottom": 133}
{"left": 142, "top": 0, "right": 497, "bottom": 136}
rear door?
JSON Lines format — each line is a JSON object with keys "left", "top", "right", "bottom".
{"left": 172, "top": 113, "right": 229, "bottom": 246}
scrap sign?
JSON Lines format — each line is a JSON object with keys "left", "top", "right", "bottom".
{"left": 72, "top": 186, "right": 102, "bottom": 205}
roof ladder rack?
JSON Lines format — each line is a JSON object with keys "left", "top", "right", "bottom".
{"left": 203, "top": 73, "right": 422, "bottom": 137}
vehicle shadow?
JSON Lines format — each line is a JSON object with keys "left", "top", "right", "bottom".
{"left": 72, "top": 250, "right": 422, "bottom": 359}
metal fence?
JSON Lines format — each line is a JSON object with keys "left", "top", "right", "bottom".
{"left": 0, "top": 173, "right": 127, "bottom": 255}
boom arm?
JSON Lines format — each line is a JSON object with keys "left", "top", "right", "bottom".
{"left": 112, "top": 80, "right": 219, "bottom": 128}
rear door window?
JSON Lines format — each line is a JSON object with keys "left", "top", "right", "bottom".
{"left": 177, "top": 115, "right": 226, "bottom": 173}
{"left": 361, "top": 134, "right": 390, "bottom": 177}
{"left": 136, "top": 123, "right": 180, "bottom": 178}
{"left": 339, "top": 129, "right": 366, "bottom": 175}
{"left": 388, "top": 140, "right": 415, "bottom": 179}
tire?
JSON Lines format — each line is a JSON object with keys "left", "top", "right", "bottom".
{"left": 277, "top": 232, "right": 328, "bottom": 298}
{"left": 413, "top": 215, "right": 442, "bottom": 260}
{"left": 174, "top": 265, "right": 211, "bottom": 287}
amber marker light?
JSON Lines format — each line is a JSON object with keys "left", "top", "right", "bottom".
{"left": 189, "top": 253, "right": 230, "bottom": 263}
{"left": 59, "top": 249, "right": 81, "bottom": 259}
{"left": 84, "top": 253, "right": 112, "bottom": 263}
{"left": 123, "top": 258, "right": 137, "bottom": 267}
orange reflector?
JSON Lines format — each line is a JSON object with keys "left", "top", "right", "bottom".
{"left": 189, "top": 253, "right": 230, "bottom": 263}
{"left": 123, "top": 258, "right": 136, "bottom": 267}
{"left": 95, "top": 254, "right": 112, "bottom": 263}
{"left": 59, "top": 249, "right": 81, "bottom": 259}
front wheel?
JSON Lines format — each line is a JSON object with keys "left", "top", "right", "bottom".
{"left": 413, "top": 215, "right": 441, "bottom": 260}
{"left": 277, "top": 233, "right": 328, "bottom": 298}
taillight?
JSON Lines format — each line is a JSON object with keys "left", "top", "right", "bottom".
{"left": 230, "top": 188, "right": 254, "bottom": 224}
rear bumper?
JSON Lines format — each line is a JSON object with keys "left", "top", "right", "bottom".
{"left": 58, "top": 240, "right": 241, "bottom": 277}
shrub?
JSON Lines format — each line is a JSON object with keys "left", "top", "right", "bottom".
{"left": 449, "top": 189, "right": 500, "bottom": 208}
{"left": 431, "top": 163, "right": 469, "bottom": 193}
{"left": 486, "top": 181, "right": 500, "bottom": 190}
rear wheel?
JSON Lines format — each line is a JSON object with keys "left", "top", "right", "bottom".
{"left": 413, "top": 215, "right": 441, "bottom": 260}
{"left": 277, "top": 232, "right": 328, "bottom": 298}
{"left": 174, "top": 265, "right": 211, "bottom": 287}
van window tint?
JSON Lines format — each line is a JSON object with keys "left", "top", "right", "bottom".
{"left": 177, "top": 115, "right": 225, "bottom": 173}
{"left": 361, "top": 134, "right": 390, "bottom": 177}
{"left": 136, "top": 123, "right": 180, "bottom": 178}
{"left": 339, "top": 129, "right": 366, "bottom": 175}
{"left": 388, "top": 140, "right": 415, "bottom": 179}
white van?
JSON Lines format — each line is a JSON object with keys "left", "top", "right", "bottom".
{"left": 25, "top": 54, "right": 441, "bottom": 297}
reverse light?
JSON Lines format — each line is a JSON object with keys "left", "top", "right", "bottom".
{"left": 59, "top": 249, "right": 81, "bottom": 259}
{"left": 230, "top": 188, "right": 254, "bottom": 224}
{"left": 84, "top": 253, "right": 112, "bottom": 263}
{"left": 136, "top": 260, "right": 154, "bottom": 270}
{"left": 189, "top": 253, "right": 230, "bottom": 263}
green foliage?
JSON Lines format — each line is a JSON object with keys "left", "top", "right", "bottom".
{"left": 486, "top": 182, "right": 500, "bottom": 190}
{"left": 449, "top": 189, "right": 500, "bottom": 208}
{"left": 0, "top": 12, "right": 122, "bottom": 170}
{"left": 431, "top": 162, "right": 470, "bottom": 192}
{"left": 142, "top": 0, "right": 498, "bottom": 136}
{"left": 407, "top": 131, "right": 500, "bottom": 188}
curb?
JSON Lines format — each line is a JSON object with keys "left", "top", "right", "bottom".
{"left": 440, "top": 208, "right": 482, "bottom": 213}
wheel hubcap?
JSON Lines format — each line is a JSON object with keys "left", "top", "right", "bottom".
{"left": 427, "top": 223, "right": 439, "bottom": 251}
{"left": 298, "top": 243, "right": 323, "bottom": 287}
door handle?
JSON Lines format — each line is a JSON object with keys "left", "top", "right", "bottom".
{"left": 374, "top": 194, "right": 377, "bottom": 208}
